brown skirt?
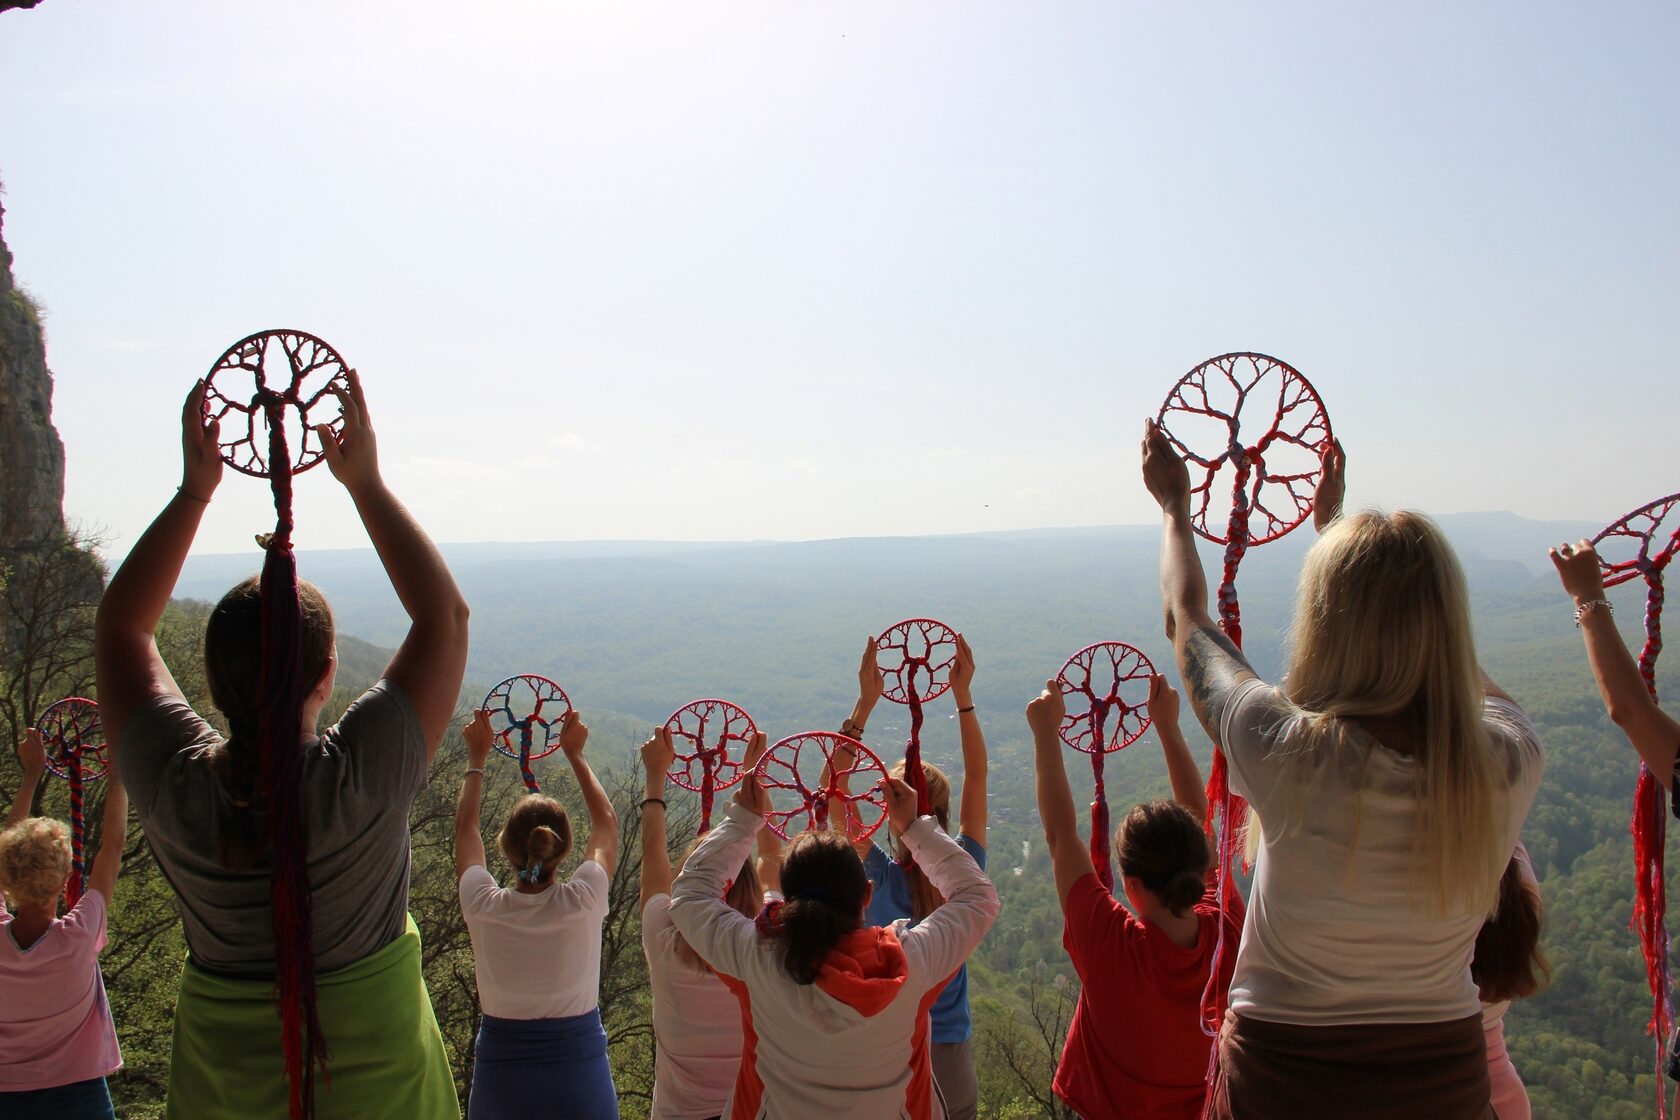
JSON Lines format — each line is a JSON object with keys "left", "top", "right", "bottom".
{"left": 1205, "top": 1011, "right": 1492, "bottom": 1120}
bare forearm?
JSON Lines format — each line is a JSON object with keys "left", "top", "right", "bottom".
{"left": 1033, "top": 730, "right": 1080, "bottom": 852}
{"left": 1157, "top": 719, "right": 1207, "bottom": 822}
{"left": 454, "top": 773, "right": 486, "bottom": 870}
{"left": 640, "top": 768, "right": 672, "bottom": 900}
{"left": 1580, "top": 611, "right": 1680, "bottom": 782}
{"left": 956, "top": 702, "right": 988, "bottom": 843}
{"left": 89, "top": 783, "right": 128, "bottom": 899}
{"left": 348, "top": 480, "right": 467, "bottom": 625}
{"left": 1159, "top": 508, "right": 1212, "bottom": 636}
{"left": 570, "top": 756, "right": 618, "bottom": 836}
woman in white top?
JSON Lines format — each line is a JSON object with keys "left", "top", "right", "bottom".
{"left": 454, "top": 708, "right": 620, "bottom": 1119}
{"left": 1141, "top": 424, "right": 1543, "bottom": 1119}
{"left": 669, "top": 770, "right": 998, "bottom": 1120}
{"left": 638, "top": 727, "right": 783, "bottom": 1120}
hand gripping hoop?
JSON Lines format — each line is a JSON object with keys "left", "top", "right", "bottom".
{"left": 202, "top": 330, "right": 350, "bottom": 478}
{"left": 1056, "top": 643, "right": 1154, "bottom": 893}
{"left": 36, "top": 697, "right": 107, "bottom": 910}
{"left": 1592, "top": 491, "right": 1680, "bottom": 1112}
{"left": 482, "top": 675, "right": 573, "bottom": 793}
{"left": 665, "top": 699, "right": 758, "bottom": 834}
{"left": 1156, "top": 352, "right": 1332, "bottom": 1052}
{"left": 753, "top": 733, "right": 888, "bottom": 843}
{"left": 876, "top": 618, "right": 958, "bottom": 831}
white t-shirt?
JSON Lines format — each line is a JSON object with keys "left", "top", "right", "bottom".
{"left": 1220, "top": 679, "right": 1543, "bottom": 1026}
{"left": 643, "top": 893, "right": 748, "bottom": 1120}
{"left": 459, "top": 860, "right": 609, "bottom": 1020}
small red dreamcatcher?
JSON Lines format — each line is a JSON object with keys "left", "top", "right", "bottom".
{"left": 1157, "top": 351, "right": 1333, "bottom": 1039}
{"left": 665, "top": 699, "right": 757, "bottom": 834}
{"left": 875, "top": 618, "right": 958, "bottom": 848}
{"left": 35, "top": 697, "right": 108, "bottom": 910}
{"left": 1592, "top": 491, "right": 1680, "bottom": 1110}
{"left": 753, "top": 732, "right": 888, "bottom": 843}
{"left": 1054, "top": 642, "right": 1155, "bottom": 893}
{"left": 482, "top": 675, "right": 573, "bottom": 793}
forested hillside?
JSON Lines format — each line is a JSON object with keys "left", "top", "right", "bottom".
{"left": 3, "top": 515, "right": 1674, "bottom": 1117}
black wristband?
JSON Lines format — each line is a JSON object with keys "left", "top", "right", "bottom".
{"left": 956, "top": 705, "right": 975, "bottom": 714}
{"left": 640, "top": 797, "right": 667, "bottom": 810}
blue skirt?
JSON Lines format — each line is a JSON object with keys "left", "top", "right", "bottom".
{"left": 0, "top": 1077, "right": 115, "bottom": 1120}
{"left": 468, "top": 1009, "right": 617, "bottom": 1120}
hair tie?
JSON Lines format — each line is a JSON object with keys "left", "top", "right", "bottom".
{"left": 754, "top": 900, "right": 784, "bottom": 938}
{"left": 519, "top": 860, "right": 544, "bottom": 884}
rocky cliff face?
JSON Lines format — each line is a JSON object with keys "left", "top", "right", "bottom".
{"left": 0, "top": 186, "right": 69, "bottom": 563}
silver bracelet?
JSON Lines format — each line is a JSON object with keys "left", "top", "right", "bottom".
{"left": 465, "top": 766, "right": 486, "bottom": 777}
{"left": 1573, "top": 599, "right": 1613, "bottom": 626}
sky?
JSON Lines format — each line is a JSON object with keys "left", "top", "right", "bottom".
{"left": 2, "top": 1, "right": 1677, "bottom": 558}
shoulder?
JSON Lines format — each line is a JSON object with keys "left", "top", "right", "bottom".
{"left": 118, "top": 693, "right": 218, "bottom": 761}
{"left": 567, "top": 859, "right": 612, "bottom": 913}
{"left": 1064, "top": 872, "right": 1126, "bottom": 930}
{"left": 327, "top": 680, "right": 423, "bottom": 742}
{"left": 957, "top": 834, "right": 986, "bottom": 864}
{"left": 1481, "top": 697, "right": 1544, "bottom": 785}
{"left": 458, "top": 864, "right": 502, "bottom": 912}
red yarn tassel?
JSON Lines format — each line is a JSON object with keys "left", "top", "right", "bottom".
{"left": 1631, "top": 570, "right": 1672, "bottom": 1118}
{"left": 1090, "top": 751, "right": 1113, "bottom": 892}
{"left": 257, "top": 399, "right": 329, "bottom": 1119}
{"left": 897, "top": 664, "right": 932, "bottom": 868}
{"left": 66, "top": 753, "right": 85, "bottom": 911}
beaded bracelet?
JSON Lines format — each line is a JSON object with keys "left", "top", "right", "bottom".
{"left": 640, "top": 797, "right": 667, "bottom": 811}
{"left": 1574, "top": 599, "right": 1614, "bottom": 626}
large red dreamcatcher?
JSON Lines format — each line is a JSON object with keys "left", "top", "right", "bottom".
{"left": 1054, "top": 643, "right": 1155, "bottom": 893}
{"left": 1156, "top": 351, "right": 1333, "bottom": 1036}
{"left": 35, "top": 697, "right": 108, "bottom": 910}
{"left": 664, "top": 699, "right": 757, "bottom": 834}
{"left": 753, "top": 732, "right": 889, "bottom": 843}
{"left": 201, "top": 330, "right": 351, "bottom": 1120}
{"left": 1592, "top": 491, "right": 1680, "bottom": 1107}
{"left": 482, "top": 675, "right": 573, "bottom": 793}
{"left": 875, "top": 618, "right": 958, "bottom": 854}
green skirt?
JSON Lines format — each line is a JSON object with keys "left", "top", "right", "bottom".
{"left": 167, "top": 915, "right": 460, "bottom": 1119}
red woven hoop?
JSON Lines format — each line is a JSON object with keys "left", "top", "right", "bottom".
{"left": 876, "top": 618, "right": 958, "bottom": 705}
{"left": 1155, "top": 351, "right": 1333, "bottom": 548}
{"left": 482, "top": 675, "right": 572, "bottom": 792}
{"left": 665, "top": 699, "right": 758, "bottom": 834}
{"left": 1056, "top": 642, "right": 1155, "bottom": 756}
{"left": 202, "top": 330, "right": 350, "bottom": 478}
{"left": 753, "top": 732, "right": 888, "bottom": 843}
{"left": 37, "top": 697, "right": 108, "bottom": 782}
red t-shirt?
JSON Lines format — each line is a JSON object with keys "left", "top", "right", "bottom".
{"left": 1052, "top": 873, "right": 1244, "bottom": 1120}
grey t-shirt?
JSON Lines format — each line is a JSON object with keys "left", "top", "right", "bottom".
{"left": 118, "top": 681, "right": 428, "bottom": 978}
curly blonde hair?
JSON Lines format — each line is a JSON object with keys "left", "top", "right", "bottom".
{"left": 0, "top": 817, "right": 71, "bottom": 909}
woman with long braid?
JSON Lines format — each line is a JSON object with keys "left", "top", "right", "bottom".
{"left": 1141, "top": 422, "right": 1543, "bottom": 1118}
{"left": 96, "top": 375, "right": 467, "bottom": 1119}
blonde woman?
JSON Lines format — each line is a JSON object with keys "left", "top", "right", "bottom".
{"left": 0, "top": 730, "right": 129, "bottom": 1119}
{"left": 1141, "top": 423, "right": 1543, "bottom": 1119}
{"left": 638, "top": 727, "right": 782, "bottom": 1120}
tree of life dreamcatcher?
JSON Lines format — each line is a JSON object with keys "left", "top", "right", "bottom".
{"left": 201, "top": 330, "right": 353, "bottom": 1120}
{"left": 753, "top": 732, "right": 889, "bottom": 843}
{"left": 1156, "top": 351, "right": 1333, "bottom": 1038}
{"left": 1593, "top": 491, "right": 1680, "bottom": 1110}
{"left": 875, "top": 618, "right": 958, "bottom": 860}
{"left": 665, "top": 699, "right": 757, "bottom": 834}
{"left": 1055, "top": 643, "right": 1155, "bottom": 894}
{"left": 36, "top": 697, "right": 108, "bottom": 911}
{"left": 482, "top": 675, "right": 573, "bottom": 793}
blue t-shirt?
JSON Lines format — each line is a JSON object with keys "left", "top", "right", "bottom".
{"left": 863, "top": 834, "right": 986, "bottom": 1043}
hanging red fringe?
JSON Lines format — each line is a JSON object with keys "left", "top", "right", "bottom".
{"left": 1090, "top": 750, "right": 1113, "bottom": 893}
{"left": 256, "top": 398, "right": 329, "bottom": 1120}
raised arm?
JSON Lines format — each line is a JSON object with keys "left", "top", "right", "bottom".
{"left": 828, "top": 639, "right": 884, "bottom": 854}
{"left": 1552, "top": 540, "right": 1680, "bottom": 786}
{"left": 1027, "top": 681, "right": 1094, "bottom": 906}
{"left": 639, "top": 727, "right": 676, "bottom": 908}
{"left": 87, "top": 771, "right": 128, "bottom": 904}
{"left": 950, "top": 634, "right": 988, "bottom": 849}
{"left": 1142, "top": 419, "right": 1258, "bottom": 741}
{"left": 738, "top": 733, "right": 784, "bottom": 894}
{"left": 669, "top": 780, "right": 766, "bottom": 980}
{"left": 1312, "top": 440, "right": 1346, "bottom": 533}
{"left": 5, "top": 730, "right": 46, "bottom": 830}
{"left": 888, "top": 776, "right": 1000, "bottom": 987}
{"left": 1150, "top": 674, "right": 1207, "bottom": 822}
{"left": 95, "top": 382, "right": 222, "bottom": 746}
{"left": 560, "top": 711, "right": 619, "bottom": 875}
{"left": 316, "top": 370, "right": 469, "bottom": 757}
{"left": 454, "top": 711, "right": 492, "bottom": 879}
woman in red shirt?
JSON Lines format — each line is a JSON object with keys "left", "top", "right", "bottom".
{"left": 1028, "top": 673, "right": 1242, "bottom": 1119}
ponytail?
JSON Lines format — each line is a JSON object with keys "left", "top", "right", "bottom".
{"left": 521, "top": 825, "right": 563, "bottom": 884}
{"left": 775, "top": 830, "right": 868, "bottom": 985}
{"left": 498, "top": 795, "right": 572, "bottom": 886}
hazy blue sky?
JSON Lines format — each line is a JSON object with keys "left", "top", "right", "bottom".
{"left": 3, "top": 1, "right": 1676, "bottom": 556}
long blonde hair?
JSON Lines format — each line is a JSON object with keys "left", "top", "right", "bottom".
{"left": 888, "top": 760, "right": 952, "bottom": 923}
{"left": 1277, "top": 510, "right": 1507, "bottom": 914}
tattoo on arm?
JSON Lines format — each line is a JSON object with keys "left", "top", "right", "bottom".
{"left": 1180, "top": 624, "right": 1258, "bottom": 737}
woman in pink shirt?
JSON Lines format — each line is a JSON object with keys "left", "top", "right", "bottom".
{"left": 0, "top": 728, "right": 129, "bottom": 1119}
